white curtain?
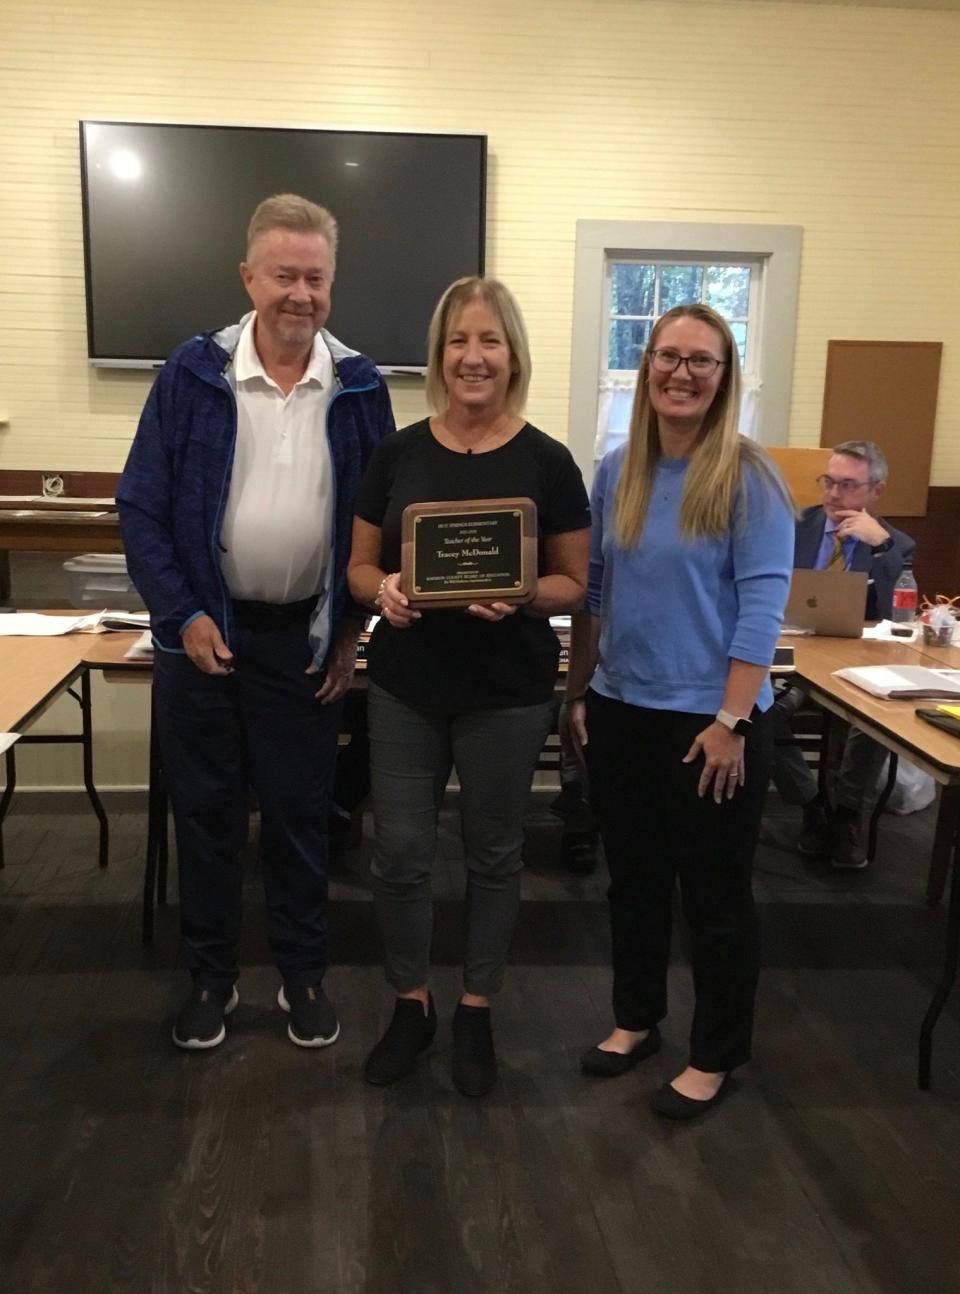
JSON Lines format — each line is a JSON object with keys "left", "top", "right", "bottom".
{"left": 594, "top": 372, "right": 763, "bottom": 463}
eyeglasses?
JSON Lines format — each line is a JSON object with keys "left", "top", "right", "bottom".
{"left": 815, "top": 474, "right": 873, "bottom": 493}
{"left": 649, "top": 348, "right": 726, "bottom": 377}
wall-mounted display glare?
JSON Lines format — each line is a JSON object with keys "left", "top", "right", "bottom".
{"left": 79, "top": 121, "right": 487, "bottom": 372}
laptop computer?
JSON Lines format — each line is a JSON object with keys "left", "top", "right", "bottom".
{"left": 782, "top": 568, "right": 868, "bottom": 637}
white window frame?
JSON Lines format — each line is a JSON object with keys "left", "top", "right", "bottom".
{"left": 567, "top": 221, "right": 802, "bottom": 488}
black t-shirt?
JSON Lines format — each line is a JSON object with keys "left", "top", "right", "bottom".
{"left": 355, "top": 419, "right": 590, "bottom": 713}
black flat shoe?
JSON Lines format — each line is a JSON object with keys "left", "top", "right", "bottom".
{"left": 650, "top": 1072, "right": 731, "bottom": 1120}
{"left": 580, "top": 1025, "right": 661, "bottom": 1077}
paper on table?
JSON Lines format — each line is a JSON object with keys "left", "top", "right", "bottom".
{"left": 0, "top": 612, "right": 103, "bottom": 636}
{"left": 0, "top": 733, "right": 20, "bottom": 755}
{"left": 833, "top": 665, "right": 960, "bottom": 699}
{"left": 124, "top": 630, "right": 154, "bottom": 661}
{"left": 101, "top": 612, "right": 150, "bottom": 631}
{"left": 862, "top": 620, "right": 921, "bottom": 642}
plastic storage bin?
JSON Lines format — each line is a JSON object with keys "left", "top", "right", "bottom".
{"left": 63, "top": 553, "right": 144, "bottom": 610}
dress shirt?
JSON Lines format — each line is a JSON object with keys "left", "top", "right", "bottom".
{"left": 220, "top": 316, "right": 334, "bottom": 603}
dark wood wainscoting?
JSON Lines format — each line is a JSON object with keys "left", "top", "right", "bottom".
{"left": 888, "top": 486, "right": 960, "bottom": 603}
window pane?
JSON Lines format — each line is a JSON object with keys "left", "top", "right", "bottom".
{"left": 705, "top": 265, "right": 751, "bottom": 319}
{"left": 611, "top": 263, "right": 654, "bottom": 317}
{"left": 608, "top": 318, "right": 651, "bottom": 370}
{"left": 731, "top": 321, "right": 747, "bottom": 366}
{"left": 660, "top": 265, "right": 703, "bottom": 312}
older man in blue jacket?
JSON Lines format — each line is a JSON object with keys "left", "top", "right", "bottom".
{"left": 773, "top": 440, "right": 914, "bottom": 868}
{"left": 118, "top": 194, "right": 394, "bottom": 1050}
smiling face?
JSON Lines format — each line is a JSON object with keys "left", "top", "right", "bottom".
{"left": 240, "top": 227, "right": 334, "bottom": 357}
{"left": 441, "top": 298, "right": 515, "bottom": 417}
{"left": 646, "top": 315, "right": 727, "bottom": 431}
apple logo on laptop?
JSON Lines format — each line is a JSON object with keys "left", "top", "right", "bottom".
{"left": 806, "top": 597, "right": 818, "bottom": 608}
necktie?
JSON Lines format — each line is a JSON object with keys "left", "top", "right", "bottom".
{"left": 825, "top": 531, "right": 846, "bottom": 571}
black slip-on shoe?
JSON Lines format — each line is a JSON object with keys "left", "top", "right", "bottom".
{"left": 364, "top": 995, "right": 437, "bottom": 1085}
{"left": 172, "top": 985, "right": 239, "bottom": 1051}
{"left": 452, "top": 1002, "right": 496, "bottom": 1098}
{"left": 580, "top": 1025, "right": 661, "bottom": 1077}
{"left": 278, "top": 983, "right": 341, "bottom": 1048}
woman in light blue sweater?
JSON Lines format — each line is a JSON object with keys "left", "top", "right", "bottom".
{"left": 566, "top": 303, "right": 794, "bottom": 1119}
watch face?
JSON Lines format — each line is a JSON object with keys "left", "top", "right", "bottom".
{"left": 734, "top": 718, "right": 752, "bottom": 735}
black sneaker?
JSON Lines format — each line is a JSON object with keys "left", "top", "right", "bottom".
{"left": 452, "top": 1002, "right": 497, "bottom": 1097}
{"left": 364, "top": 995, "right": 437, "bottom": 1085}
{"left": 278, "top": 983, "right": 341, "bottom": 1048}
{"left": 561, "top": 828, "right": 598, "bottom": 874}
{"left": 172, "top": 984, "right": 239, "bottom": 1051}
{"left": 830, "top": 812, "right": 868, "bottom": 870}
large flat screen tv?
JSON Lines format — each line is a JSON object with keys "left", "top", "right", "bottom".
{"left": 79, "top": 121, "right": 487, "bottom": 372}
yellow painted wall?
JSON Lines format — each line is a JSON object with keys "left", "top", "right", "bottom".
{"left": 4, "top": 0, "right": 960, "bottom": 788}
{"left": 2, "top": 0, "right": 960, "bottom": 478}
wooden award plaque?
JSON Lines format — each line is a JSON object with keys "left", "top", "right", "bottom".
{"left": 400, "top": 497, "right": 538, "bottom": 609}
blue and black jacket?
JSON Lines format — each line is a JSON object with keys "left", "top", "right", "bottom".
{"left": 117, "top": 314, "right": 395, "bottom": 667}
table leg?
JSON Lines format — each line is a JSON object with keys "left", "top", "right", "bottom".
{"left": 156, "top": 763, "right": 169, "bottom": 905}
{"left": 927, "top": 786, "right": 960, "bottom": 907}
{"left": 867, "top": 752, "right": 898, "bottom": 862}
{"left": 79, "top": 672, "right": 109, "bottom": 868}
{"left": 918, "top": 814, "right": 960, "bottom": 1089}
{"left": 143, "top": 693, "right": 163, "bottom": 944}
{"left": 0, "top": 746, "right": 16, "bottom": 869}
{"left": 817, "top": 709, "right": 832, "bottom": 803}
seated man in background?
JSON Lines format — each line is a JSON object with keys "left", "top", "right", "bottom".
{"left": 772, "top": 440, "right": 915, "bottom": 869}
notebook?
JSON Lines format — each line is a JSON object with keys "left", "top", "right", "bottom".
{"left": 782, "top": 569, "right": 868, "bottom": 638}
{"left": 834, "top": 666, "right": 960, "bottom": 700}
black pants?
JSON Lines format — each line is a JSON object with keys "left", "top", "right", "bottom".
{"left": 153, "top": 601, "right": 341, "bottom": 992}
{"left": 584, "top": 690, "right": 773, "bottom": 1072}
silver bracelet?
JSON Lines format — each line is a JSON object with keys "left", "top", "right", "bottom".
{"left": 374, "top": 575, "right": 390, "bottom": 610}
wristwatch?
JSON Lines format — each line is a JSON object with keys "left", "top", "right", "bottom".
{"left": 716, "top": 709, "right": 752, "bottom": 736}
{"left": 871, "top": 536, "right": 894, "bottom": 556}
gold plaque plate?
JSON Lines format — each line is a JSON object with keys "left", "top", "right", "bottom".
{"left": 400, "top": 497, "right": 537, "bottom": 609}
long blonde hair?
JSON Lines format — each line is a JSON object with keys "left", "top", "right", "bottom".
{"left": 613, "top": 303, "right": 788, "bottom": 545}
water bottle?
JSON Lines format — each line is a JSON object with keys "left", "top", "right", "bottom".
{"left": 891, "top": 558, "right": 918, "bottom": 623}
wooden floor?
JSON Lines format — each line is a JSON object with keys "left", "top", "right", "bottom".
{"left": 0, "top": 789, "right": 958, "bottom": 1294}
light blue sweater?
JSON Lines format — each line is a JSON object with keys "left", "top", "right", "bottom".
{"left": 587, "top": 445, "right": 795, "bottom": 715}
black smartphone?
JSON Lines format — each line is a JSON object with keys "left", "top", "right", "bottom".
{"left": 773, "top": 646, "right": 795, "bottom": 669}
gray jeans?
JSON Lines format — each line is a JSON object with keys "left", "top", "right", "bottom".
{"left": 367, "top": 682, "right": 554, "bottom": 996}
{"left": 772, "top": 688, "right": 888, "bottom": 812}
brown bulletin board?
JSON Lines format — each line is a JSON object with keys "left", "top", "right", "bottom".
{"left": 820, "top": 340, "right": 942, "bottom": 517}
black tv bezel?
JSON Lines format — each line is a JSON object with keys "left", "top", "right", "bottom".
{"left": 78, "top": 119, "right": 488, "bottom": 371}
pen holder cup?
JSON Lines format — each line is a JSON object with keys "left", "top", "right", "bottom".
{"left": 921, "top": 621, "right": 954, "bottom": 648}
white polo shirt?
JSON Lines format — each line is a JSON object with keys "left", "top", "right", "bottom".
{"left": 220, "top": 316, "right": 334, "bottom": 604}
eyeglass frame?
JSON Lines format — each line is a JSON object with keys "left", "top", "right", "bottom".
{"left": 648, "top": 348, "right": 727, "bottom": 377}
{"left": 815, "top": 474, "right": 877, "bottom": 494}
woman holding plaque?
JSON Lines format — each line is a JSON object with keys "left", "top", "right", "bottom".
{"left": 348, "top": 277, "right": 590, "bottom": 1096}
{"left": 566, "top": 304, "right": 793, "bottom": 1119}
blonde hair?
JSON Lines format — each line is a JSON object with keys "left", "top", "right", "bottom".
{"left": 613, "top": 303, "right": 788, "bottom": 545}
{"left": 425, "top": 277, "right": 531, "bottom": 415}
{"left": 246, "top": 193, "right": 339, "bottom": 264}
